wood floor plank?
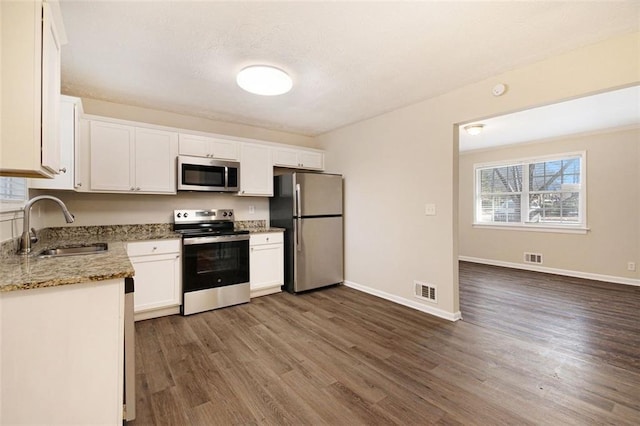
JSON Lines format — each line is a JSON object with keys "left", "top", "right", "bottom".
{"left": 130, "top": 262, "right": 640, "bottom": 425}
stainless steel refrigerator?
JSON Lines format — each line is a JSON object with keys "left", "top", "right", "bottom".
{"left": 270, "top": 172, "right": 344, "bottom": 293}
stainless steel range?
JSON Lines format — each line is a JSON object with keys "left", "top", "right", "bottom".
{"left": 173, "top": 209, "right": 250, "bottom": 315}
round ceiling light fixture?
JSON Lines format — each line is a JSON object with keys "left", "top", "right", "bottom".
{"left": 236, "top": 65, "right": 292, "bottom": 96}
{"left": 464, "top": 124, "right": 485, "bottom": 136}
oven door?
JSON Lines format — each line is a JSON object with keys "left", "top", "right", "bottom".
{"left": 182, "top": 234, "right": 249, "bottom": 293}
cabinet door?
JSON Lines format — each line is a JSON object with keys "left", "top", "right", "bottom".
{"left": 179, "top": 134, "right": 238, "bottom": 160}
{"left": 209, "top": 138, "right": 239, "bottom": 160}
{"left": 239, "top": 143, "right": 273, "bottom": 196}
{"left": 40, "top": 2, "right": 62, "bottom": 174}
{"left": 178, "top": 134, "right": 210, "bottom": 157}
{"left": 299, "top": 151, "right": 324, "bottom": 170}
{"left": 29, "top": 97, "right": 78, "bottom": 190}
{"left": 272, "top": 148, "right": 299, "bottom": 168}
{"left": 273, "top": 147, "right": 324, "bottom": 170}
{"left": 90, "top": 121, "right": 134, "bottom": 191}
{"left": 250, "top": 244, "right": 284, "bottom": 291}
{"left": 134, "top": 128, "right": 178, "bottom": 193}
{"left": 0, "top": 0, "right": 64, "bottom": 178}
{"left": 131, "top": 253, "right": 181, "bottom": 313}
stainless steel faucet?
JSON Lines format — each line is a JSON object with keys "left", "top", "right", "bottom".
{"left": 19, "top": 195, "right": 75, "bottom": 255}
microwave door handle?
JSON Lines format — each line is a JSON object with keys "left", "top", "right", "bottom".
{"left": 224, "top": 166, "right": 229, "bottom": 190}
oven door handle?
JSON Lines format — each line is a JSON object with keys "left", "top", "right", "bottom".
{"left": 183, "top": 234, "right": 250, "bottom": 245}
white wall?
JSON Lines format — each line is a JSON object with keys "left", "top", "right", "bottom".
{"left": 29, "top": 190, "right": 268, "bottom": 229}
{"left": 318, "top": 32, "right": 640, "bottom": 319}
{"left": 459, "top": 127, "right": 639, "bottom": 282}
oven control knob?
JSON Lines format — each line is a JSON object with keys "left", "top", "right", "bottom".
{"left": 184, "top": 212, "right": 188, "bottom": 218}
{"left": 177, "top": 213, "right": 181, "bottom": 218}
{"left": 223, "top": 212, "right": 228, "bottom": 217}
{"left": 228, "top": 211, "right": 233, "bottom": 216}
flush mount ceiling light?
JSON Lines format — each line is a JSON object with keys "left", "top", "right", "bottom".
{"left": 464, "top": 124, "right": 485, "bottom": 136}
{"left": 236, "top": 65, "right": 292, "bottom": 96}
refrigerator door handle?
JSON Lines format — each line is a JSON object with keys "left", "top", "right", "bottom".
{"left": 295, "top": 183, "right": 302, "bottom": 251}
{"left": 295, "top": 183, "right": 302, "bottom": 217}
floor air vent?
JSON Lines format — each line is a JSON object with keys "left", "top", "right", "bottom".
{"left": 414, "top": 281, "right": 437, "bottom": 303}
{"left": 524, "top": 252, "right": 543, "bottom": 264}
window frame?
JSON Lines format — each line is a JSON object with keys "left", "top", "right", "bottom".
{"left": 0, "top": 177, "right": 28, "bottom": 215}
{"left": 473, "top": 151, "right": 588, "bottom": 234}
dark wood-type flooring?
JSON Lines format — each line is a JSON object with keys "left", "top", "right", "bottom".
{"left": 131, "top": 262, "right": 640, "bottom": 425}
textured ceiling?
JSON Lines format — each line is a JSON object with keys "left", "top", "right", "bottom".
{"left": 59, "top": 1, "right": 639, "bottom": 136}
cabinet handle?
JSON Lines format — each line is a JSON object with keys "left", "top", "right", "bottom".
{"left": 152, "top": 246, "right": 157, "bottom": 251}
{"left": 75, "top": 182, "right": 82, "bottom": 187}
{"left": 266, "top": 237, "right": 270, "bottom": 242}
{"left": 251, "top": 247, "right": 254, "bottom": 252}
{"left": 130, "top": 187, "right": 135, "bottom": 191}
{"left": 59, "top": 167, "right": 67, "bottom": 173}
{"left": 136, "top": 187, "right": 141, "bottom": 191}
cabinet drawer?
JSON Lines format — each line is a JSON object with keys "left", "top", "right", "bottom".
{"left": 127, "top": 239, "right": 181, "bottom": 257}
{"left": 250, "top": 232, "right": 284, "bottom": 246}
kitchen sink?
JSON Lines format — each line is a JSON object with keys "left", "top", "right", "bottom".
{"left": 37, "top": 243, "right": 109, "bottom": 258}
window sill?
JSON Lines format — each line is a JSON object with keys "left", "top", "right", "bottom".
{"left": 0, "top": 205, "right": 25, "bottom": 221}
{"left": 472, "top": 223, "right": 589, "bottom": 234}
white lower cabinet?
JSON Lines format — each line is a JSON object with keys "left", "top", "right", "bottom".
{"left": 127, "top": 239, "right": 182, "bottom": 320}
{"left": 250, "top": 232, "right": 284, "bottom": 298}
{"left": 0, "top": 279, "right": 124, "bottom": 425}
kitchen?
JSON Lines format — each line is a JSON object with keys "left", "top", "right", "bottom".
{"left": 1, "top": 1, "right": 639, "bottom": 424}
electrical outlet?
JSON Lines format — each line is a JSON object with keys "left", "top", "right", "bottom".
{"left": 628, "top": 262, "right": 636, "bottom": 272}
{"left": 249, "top": 205, "right": 255, "bottom": 214}
{"left": 425, "top": 204, "right": 436, "bottom": 216}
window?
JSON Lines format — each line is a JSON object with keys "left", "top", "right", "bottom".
{"left": 0, "top": 177, "right": 28, "bottom": 212}
{"left": 475, "top": 153, "right": 586, "bottom": 230}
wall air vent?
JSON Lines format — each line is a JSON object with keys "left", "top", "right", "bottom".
{"left": 524, "top": 252, "right": 543, "bottom": 264}
{"left": 414, "top": 281, "right": 437, "bottom": 303}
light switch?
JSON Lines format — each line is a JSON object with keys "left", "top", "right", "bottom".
{"left": 425, "top": 204, "right": 436, "bottom": 216}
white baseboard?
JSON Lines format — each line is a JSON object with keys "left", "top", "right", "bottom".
{"left": 134, "top": 305, "right": 180, "bottom": 321}
{"left": 343, "top": 281, "right": 462, "bottom": 322}
{"left": 459, "top": 256, "right": 640, "bottom": 287}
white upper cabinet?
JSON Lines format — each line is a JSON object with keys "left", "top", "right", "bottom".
{"left": 0, "top": 0, "right": 67, "bottom": 178}
{"left": 238, "top": 143, "right": 273, "bottom": 196}
{"left": 134, "top": 128, "right": 178, "bottom": 193}
{"left": 29, "top": 96, "right": 83, "bottom": 190}
{"left": 273, "top": 147, "right": 324, "bottom": 170}
{"left": 178, "top": 134, "right": 239, "bottom": 160}
{"left": 89, "top": 121, "right": 178, "bottom": 194}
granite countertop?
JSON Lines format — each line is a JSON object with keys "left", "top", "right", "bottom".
{"left": 247, "top": 227, "right": 285, "bottom": 234}
{"left": 0, "top": 222, "right": 284, "bottom": 293}
{"left": 0, "top": 224, "right": 180, "bottom": 293}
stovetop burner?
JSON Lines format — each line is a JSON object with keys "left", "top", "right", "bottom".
{"left": 173, "top": 209, "right": 247, "bottom": 237}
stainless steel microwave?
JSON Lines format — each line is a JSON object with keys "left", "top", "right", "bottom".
{"left": 177, "top": 155, "right": 240, "bottom": 192}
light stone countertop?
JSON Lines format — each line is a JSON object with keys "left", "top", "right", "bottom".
{"left": 0, "top": 223, "right": 284, "bottom": 293}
